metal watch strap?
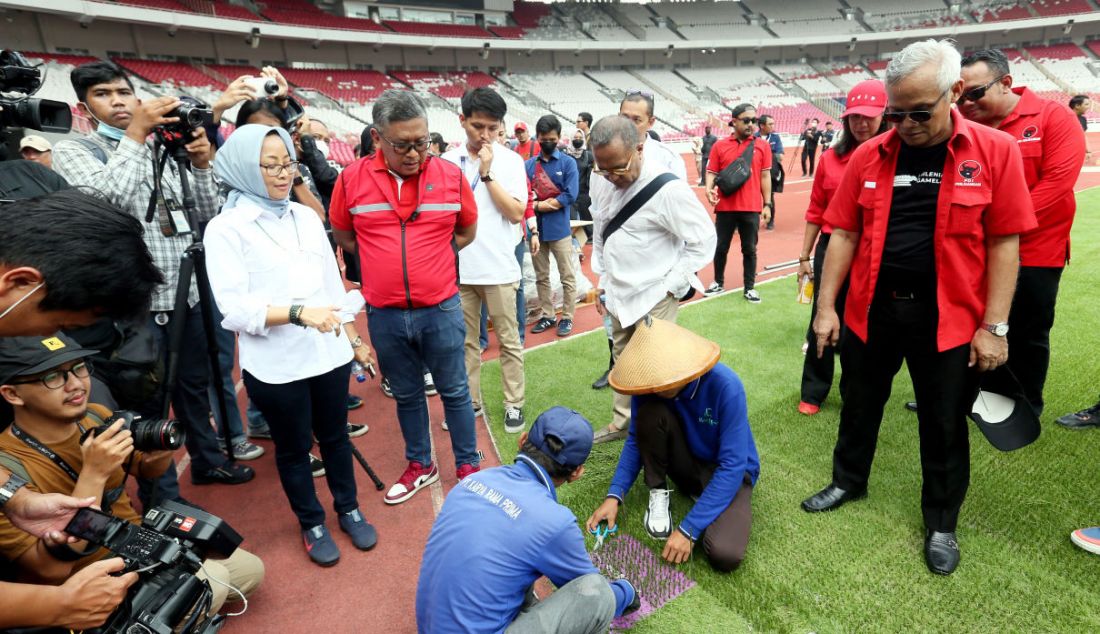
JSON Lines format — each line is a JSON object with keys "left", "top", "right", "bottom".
{"left": 0, "top": 473, "right": 28, "bottom": 509}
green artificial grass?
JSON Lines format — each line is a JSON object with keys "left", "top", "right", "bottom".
{"left": 478, "top": 188, "right": 1100, "bottom": 633}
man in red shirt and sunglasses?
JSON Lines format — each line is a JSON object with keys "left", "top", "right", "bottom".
{"left": 800, "top": 39, "right": 1036, "bottom": 576}
{"left": 955, "top": 48, "right": 1086, "bottom": 421}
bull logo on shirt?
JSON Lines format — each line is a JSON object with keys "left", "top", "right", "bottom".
{"left": 958, "top": 160, "right": 982, "bottom": 181}
{"left": 1021, "top": 126, "right": 1038, "bottom": 139}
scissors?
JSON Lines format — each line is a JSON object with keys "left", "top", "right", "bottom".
{"left": 589, "top": 520, "right": 618, "bottom": 550}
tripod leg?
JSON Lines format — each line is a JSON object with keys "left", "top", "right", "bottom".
{"left": 351, "top": 445, "right": 385, "bottom": 490}
{"left": 190, "top": 244, "right": 238, "bottom": 463}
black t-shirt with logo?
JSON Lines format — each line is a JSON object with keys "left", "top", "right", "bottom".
{"left": 882, "top": 140, "right": 949, "bottom": 275}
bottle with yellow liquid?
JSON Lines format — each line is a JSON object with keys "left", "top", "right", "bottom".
{"left": 797, "top": 274, "right": 814, "bottom": 304}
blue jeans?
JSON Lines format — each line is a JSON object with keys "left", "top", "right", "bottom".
{"left": 367, "top": 293, "right": 478, "bottom": 468}
{"left": 207, "top": 304, "right": 246, "bottom": 446}
{"left": 480, "top": 239, "right": 528, "bottom": 349}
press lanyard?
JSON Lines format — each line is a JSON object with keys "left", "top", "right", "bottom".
{"left": 10, "top": 424, "right": 126, "bottom": 507}
{"left": 460, "top": 155, "right": 482, "bottom": 192}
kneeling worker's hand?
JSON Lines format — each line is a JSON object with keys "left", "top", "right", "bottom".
{"left": 586, "top": 497, "right": 620, "bottom": 534}
{"left": 662, "top": 530, "right": 693, "bottom": 565}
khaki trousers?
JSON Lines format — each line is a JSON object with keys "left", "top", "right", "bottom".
{"left": 199, "top": 547, "right": 265, "bottom": 614}
{"left": 461, "top": 283, "right": 525, "bottom": 409}
{"left": 531, "top": 237, "right": 577, "bottom": 321}
{"left": 610, "top": 294, "right": 679, "bottom": 430}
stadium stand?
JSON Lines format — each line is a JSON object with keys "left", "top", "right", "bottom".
{"left": 1033, "top": 0, "right": 1094, "bottom": 17}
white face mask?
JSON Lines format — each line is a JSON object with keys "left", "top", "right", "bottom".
{"left": 0, "top": 282, "right": 44, "bottom": 321}
{"left": 315, "top": 140, "right": 330, "bottom": 160}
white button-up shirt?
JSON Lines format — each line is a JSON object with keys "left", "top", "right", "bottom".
{"left": 204, "top": 199, "right": 360, "bottom": 385}
{"left": 591, "top": 158, "right": 716, "bottom": 326}
{"left": 645, "top": 136, "right": 688, "bottom": 181}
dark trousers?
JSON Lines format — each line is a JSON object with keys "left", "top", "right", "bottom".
{"left": 713, "top": 212, "right": 759, "bottom": 290}
{"left": 698, "top": 157, "right": 710, "bottom": 186}
{"left": 983, "top": 266, "right": 1063, "bottom": 417}
{"left": 832, "top": 293, "right": 975, "bottom": 532}
{"left": 800, "top": 233, "right": 849, "bottom": 406}
{"left": 801, "top": 145, "right": 818, "bottom": 176}
{"left": 244, "top": 362, "right": 358, "bottom": 529}
{"left": 138, "top": 303, "right": 229, "bottom": 508}
{"left": 634, "top": 400, "right": 753, "bottom": 572}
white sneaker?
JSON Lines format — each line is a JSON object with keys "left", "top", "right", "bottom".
{"left": 744, "top": 289, "right": 761, "bottom": 303}
{"left": 644, "top": 488, "right": 673, "bottom": 540}
{"left": 423, "top": 372, "right": 438, "bottom": 396}
{"left": 704, "top": 282, "right": 724, "bottom": 296}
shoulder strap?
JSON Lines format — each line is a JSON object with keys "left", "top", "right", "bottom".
{"left": 0, "top": 452, "right": 31, "bottom": 483}
{"left": 73, "top": 137, "right": 109, "bottom": 165}
{"left": 601, "top": 172, "right": 678, "bottom": 243}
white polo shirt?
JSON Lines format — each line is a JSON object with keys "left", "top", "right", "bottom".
{"left": 443, "top": 143, "right": 528, "bottom": 285}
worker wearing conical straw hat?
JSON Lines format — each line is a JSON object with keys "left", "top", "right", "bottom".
{"left": 586, "top": 318, "right": 760, "bottom": 572}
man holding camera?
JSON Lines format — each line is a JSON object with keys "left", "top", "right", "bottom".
{"left": 53, "top": 61, "right": 254, "bottom": 503}
{"left": 0, "top": 333, "right": 264, "bottom": 613}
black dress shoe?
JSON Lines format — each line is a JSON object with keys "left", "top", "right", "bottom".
{"left": 801, "top": 484, "right": 866, "bottom": 513}
{"left": 191, "top": 462, "right": 255, "bottom": 486}
{"left": 924, "top": 530, "right": 960, "bottom": 575}
{"left": 905, "top": 401, "right": 918, "bottom": 412}
{"left": 592, "top": 369, "right": 610, "bottom": 390}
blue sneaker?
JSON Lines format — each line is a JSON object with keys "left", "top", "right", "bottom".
{"left": 556, "top": 318, "right": 573, "bottom": 337}
{"left": 302, "top": 525, "right": 340, "bottom": 566}
{"left": 339, "top": 509, "right": 378, "bottom": 551}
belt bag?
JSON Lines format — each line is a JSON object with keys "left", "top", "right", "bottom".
{"left": 714, "top": 140, "right": 755, "bottom": 197}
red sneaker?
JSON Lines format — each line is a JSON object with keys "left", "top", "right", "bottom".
{"left": 798, "top": 401, "right": 821, "bottom": 416}
{"left": 456, "top": 463, "right": 480, "bottom": 481}
{"left": 384, "top": 461, "right": 439, "bottom": 505}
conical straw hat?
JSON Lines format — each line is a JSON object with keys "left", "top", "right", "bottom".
{"left": 609, "top": 317, "right": 721, "bottom": 395}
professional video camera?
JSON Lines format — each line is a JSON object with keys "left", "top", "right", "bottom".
{"left": 64, "top": 500, "right": 243, "bottom": 634}
{"left": 154, "top": 95, "right": 212, "bottom": 155}
{"left": 79, "top": 409, "right": 185, "bottom": 452}
{"left": 0, "top": 49, "right": 72, "bottom": 133}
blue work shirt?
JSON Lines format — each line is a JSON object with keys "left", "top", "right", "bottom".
{"left": 416, "top": 456, "right": 634, "bottom": 634}
{"left": 525, "top": 149, "right": 578, "bottom": 242}
{"left": 758, "top": 131, "right": 783, "bottom": 167}
{"left": 607, "top": 363, "right": 761, "bottom": 540}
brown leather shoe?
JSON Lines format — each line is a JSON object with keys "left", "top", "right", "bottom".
{"left": 593, "top": 424, "right": 627, "bottom": 444}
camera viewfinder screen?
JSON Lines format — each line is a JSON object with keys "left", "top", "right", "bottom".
{"left": 66, "top": 508, "right": 114, "bottom": 541}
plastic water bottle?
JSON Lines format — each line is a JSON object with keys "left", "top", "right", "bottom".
{"left": 352, "top": 361, "right": 368, "bottom": 383}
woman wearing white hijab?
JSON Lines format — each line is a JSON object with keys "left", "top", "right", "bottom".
{"left": 205, "top": 124, "right": 377, "bottom": 566}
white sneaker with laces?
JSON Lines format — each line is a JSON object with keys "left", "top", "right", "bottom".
{"left": 744, "top": 289, "right": 761, "bottom": 303}
{"left": 644, "top": 488, "right": 673, "bottom": 540}
{"left": 704, "top": 282, "right": 724, "bottom": 296}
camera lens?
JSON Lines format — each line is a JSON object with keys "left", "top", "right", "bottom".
{"left": 130, "top": 416, "right": 185, "bottom": 452}
{"left": 261, "top": 78, "right": 278, "bottom": 95}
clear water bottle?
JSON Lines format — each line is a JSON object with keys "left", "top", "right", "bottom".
{"left": 352, "top": 361, "right": 367, "bottom": 383}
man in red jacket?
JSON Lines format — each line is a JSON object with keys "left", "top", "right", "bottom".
{"left": 956, "top": 48, "right": 1086, "bottom": 419}
{"left": 801, "top": 40, "right": 1036, "bottom": 576}
{"left": 331, "top": 89, "right": 481, "bottom": 505}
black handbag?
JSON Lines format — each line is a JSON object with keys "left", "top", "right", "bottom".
{"left": 714, "top": 139, "right": 755, "bottom": 196}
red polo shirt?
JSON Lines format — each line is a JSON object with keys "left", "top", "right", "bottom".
{"left": 804, "top": 147, "right": 852, "bottom": 234}
{"left": 992, "top": 87, "right": 1086, "bottom": 267}
{"left": 707, "top": 135, "right": 772, "bottom": 213}
{"left": 330, "top": 152, "right": 478, "bottom": 309}
{"left": 824, "top": 109, "right": 1037, "bottom": 351}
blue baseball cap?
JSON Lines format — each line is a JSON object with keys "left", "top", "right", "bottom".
{"left": 528, "top": 406, "right": 594, "bottom": 467}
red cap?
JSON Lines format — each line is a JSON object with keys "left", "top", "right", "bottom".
{"left": 514, "top": 121, "right": 528, "bottom": 131}
{"left": 842, "top": 79, "right": 887, "bottom": 118}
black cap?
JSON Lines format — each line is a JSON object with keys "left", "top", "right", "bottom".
{"left": 969, "top": 388, "right": 1040, "bottom": 452}
{"left": 0, "top": 333, "right": 97, "bottom": 385}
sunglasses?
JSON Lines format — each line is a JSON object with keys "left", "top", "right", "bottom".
{"left": 593, "top": 154, "right": 634, "bottom": 177}
{"left": 626, "top": 89, "right": 654, "bottom": 99}
{"left": 957, "top": 76, "right": 1005, "bottom": 104}
{"left": 736, "top": 117, "right": 758, "bottom": 125}
{"left": 883, "top": 89, "right": 949, "bottom": 124}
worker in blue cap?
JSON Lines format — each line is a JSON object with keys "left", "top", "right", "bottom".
{"left": 415, "top": 406, "right": 638, "bottom": 634}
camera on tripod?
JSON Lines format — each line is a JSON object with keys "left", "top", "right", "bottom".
{"left": 0, "top": 49, "right": 72, "bottom": 133}
{"left": 79, "top": 410, "right": 185, "bottom": 452}
{"left": 154, "top": 96, "right": 212, "bottom": 155}
{"left": 64, "top": 500, "right": 243, "bottom": 634}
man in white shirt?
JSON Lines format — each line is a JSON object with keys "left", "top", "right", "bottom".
{"left": 443, "top": 88, "right": 529, "bottom": 433}
{"left": 618, "top": 90, "right": 688, "bottom": 181}
{"left": 588, "top": 115, "right": 716, "bottom": 443}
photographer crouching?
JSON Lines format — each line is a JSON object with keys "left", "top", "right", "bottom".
{"left": 52, "top": 61, "right": 255, "bottom": 508}
{"left": 0, "top": 333, "right": 264, "bottom": 619}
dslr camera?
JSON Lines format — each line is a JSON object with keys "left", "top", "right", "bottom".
{"left": 63, "top": 500, "right": 243, "bottom": 634}
{"left": 154, "top": 95, "right": 212, "bottom": 154}
{"left": 0, "top": 49, "right": 72, "bottom": 133}
{"left": 80, "top": 410, "right": 185, "bottom": 452}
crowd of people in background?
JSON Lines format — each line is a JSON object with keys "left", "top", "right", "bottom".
{"left": 0, "top": 35, "right": 1098, "bottom": 634}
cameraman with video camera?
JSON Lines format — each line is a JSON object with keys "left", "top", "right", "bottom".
{"left": 53, "top": 61, "right": 255, "bottom": 507}
{"left": 0, "top": 333, "right": 264, "bottom": 617}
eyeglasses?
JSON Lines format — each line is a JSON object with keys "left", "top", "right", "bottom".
{"left": 883, "top": 89, "right": 949, "bottom": 124}
{"left": 381, "top": 135, "right": 431, "bottom": 155}
{"left": 10, "top": 361, "right": 92, "bottom": 390}
{"left": 259, "top": 161, "right": 300, "bottom": 177}
{"left": 625, "top": 89, "right": 654, "bottom": 99}
{"left": 957, "top": 76, "right": 1005, "bottom": 104}
{"left": 593, "top": 154, "right": 634, "bottom": 177}
{"left": 736, "top": 117, "right": 759, "bottom": 125}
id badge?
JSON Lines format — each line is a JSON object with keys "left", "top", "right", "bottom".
{"left": 165, "top": 198, "right": 192, "bottom": 236}
{"left": 287, "top": 250, "right": 323, "bottom": 300}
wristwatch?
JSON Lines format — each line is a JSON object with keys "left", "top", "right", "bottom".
{"left": 480, "top": 171, "right": 495, "bottom": 183}
{"left": 763, "top": 202, "right": 773, "bottom": 208}
{"left": 983, "top": 322, "right": 1009, "bottom": 337}
{"left": 350, "top": 336, "right": 363, "bottom": 348}
{"left": 0, "top": 473, "right": 28, "bottom": 510}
